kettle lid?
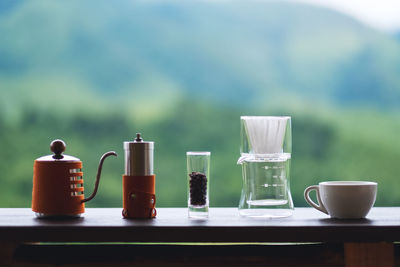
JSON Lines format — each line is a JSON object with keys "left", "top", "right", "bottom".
{"left": 35, "top": 139, "right": 80, "bottom": 162}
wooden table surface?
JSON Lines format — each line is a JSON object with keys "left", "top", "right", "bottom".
{"left": 0, "top": 207, "right": 399, "bottom": 243}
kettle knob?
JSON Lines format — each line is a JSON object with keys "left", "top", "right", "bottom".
{"left": 50, "top": 139, "right": 66, "bottom": 159}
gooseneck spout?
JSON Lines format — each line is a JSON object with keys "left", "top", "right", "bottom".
{"left": 81, "top": 151, "right": 117, "bottom": 203}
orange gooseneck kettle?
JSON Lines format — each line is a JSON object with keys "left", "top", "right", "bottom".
{"left": 32, "top": 139, "right": 117, "bottom": 218}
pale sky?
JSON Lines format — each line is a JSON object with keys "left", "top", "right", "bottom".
{"left": 296, "top": 0, "right": 400, "bottom": 32}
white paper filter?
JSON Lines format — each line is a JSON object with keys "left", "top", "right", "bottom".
{"left": 244, "top": 117, "right": 288, "bottom": 154}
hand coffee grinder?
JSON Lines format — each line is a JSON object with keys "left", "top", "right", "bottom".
{"left": 32, "top": 139, "right": 117, "bottom": 218}
{"left": 122, "top": 133, "right": 156, "bottom": 218}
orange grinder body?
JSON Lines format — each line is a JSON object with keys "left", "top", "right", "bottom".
{"left": 32, "top": 140, "right": 116, "bottom": 218}
{"left": 122, "top": 133, "right": 156, "bottom": 219}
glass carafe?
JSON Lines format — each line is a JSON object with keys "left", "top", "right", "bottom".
{"left": 238, "top": 116, "right": 293, "bottom": 218}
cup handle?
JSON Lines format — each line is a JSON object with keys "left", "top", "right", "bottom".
{"left": 304, "top": 185, "right": 328, "bottom": 215}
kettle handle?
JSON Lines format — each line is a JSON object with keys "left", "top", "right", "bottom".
{"left": 82, "top": 151, "right": 117, "bottom": 203}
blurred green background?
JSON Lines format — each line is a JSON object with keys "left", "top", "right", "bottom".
{"left": 0, "top": 1, "right": 399, "bottom": 208}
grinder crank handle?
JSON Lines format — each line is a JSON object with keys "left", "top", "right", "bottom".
{"left": 82, "top": 151, "right": 117, "bottom": 203}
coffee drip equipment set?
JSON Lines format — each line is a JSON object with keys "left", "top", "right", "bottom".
{"left": 32, "top": 133, "right": 156, "bottom": 219}
{"left": 238, "top": 116, "right": 293, "bottom": 218}
{"left": 31, "top": 116, "right": 297, "bottom": 219}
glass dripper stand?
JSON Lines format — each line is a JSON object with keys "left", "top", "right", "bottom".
{"left": 238, "top": 116, "right": 293, "bottom": 218}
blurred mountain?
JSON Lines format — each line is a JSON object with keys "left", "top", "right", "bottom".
{"left": 1, "top": 1, "right": 400, "bottom": 208}
{"left": 0, "top": 0, "right": 400, "bottom": 115}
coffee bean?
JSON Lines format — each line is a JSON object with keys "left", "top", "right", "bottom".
{"left": 189, "top": 172, "right": 207, "bottom": 206}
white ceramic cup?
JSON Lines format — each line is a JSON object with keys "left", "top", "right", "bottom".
{"left": 304, "top": 181, "right": 377, "bottom": 219}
